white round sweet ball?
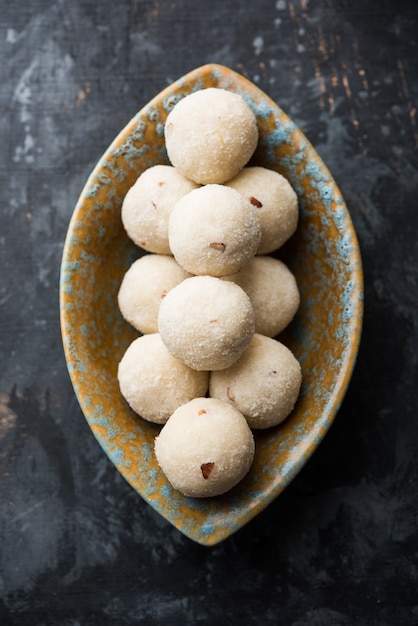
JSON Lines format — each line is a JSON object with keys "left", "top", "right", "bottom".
{"left": 118, "top": 334, "right": 209, "bottom": 424}
{"left": 154, "top": 397, "right": 255, "bottom": 497}
{"left": 169, "top": 185, "right": 261, "bottom": 277}
{"left": 121, "top": 164, "right": 199, "bottom": 254}
{"left": 164, "top": 88, "right": 259, "bottom": 184}
{"left": 210, "top": 334, "right": 302, "bottom": 429}
{"left": 222, "top": 256, "right": 300, "bottom": 337}
{"left": 225, "top": 166, "right": 298, "bottom": 254}
{"left": 158, "top": 275, "right": 255, "bottom": 371}
{"left": 118, "top": 254, "right": 191, "bottom": 334}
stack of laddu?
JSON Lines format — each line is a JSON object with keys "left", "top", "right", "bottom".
{"left": 117, "top": 88, "right": 302, "bottom": 498}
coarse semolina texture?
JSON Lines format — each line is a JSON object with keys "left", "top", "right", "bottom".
{"left": 154, "top": 397, "right": 255, "bottom": 497}
{"left": 118, "top": 334, "right": 209, "bottom": 424}
{"left": 164, "top": 88, "right": 259, "bottom": 184}
{"left": 121, "top": 164, "right": 199, "bottom": 254}
{"left": 158, "top": 275, "right": 255, "bottom": 371}
{"left": 118, "top": 254, "right": 191, "bottom": 334}
{"left": 222, "top": 256, "right": 300, "bottom": 337}
{"left": 169, "top": 184, "right": 261, "bottom": 277}
{"left": 210, "top": 334, "right": 302, "bottom": 429}
{"left": 225, "top": 166, "right": 298, "bottom": 254}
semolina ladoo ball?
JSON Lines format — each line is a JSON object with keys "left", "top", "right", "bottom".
{"left": 169, "top": 184, "right": 261, "bottom": 277}
{"left": 118, "top": 254, "right": 191, "bottom": 334}
{"left": 164, "top": 88, "right": 259, "bottom": 184}
{"left": 158, "top": 275, "right": 255, "bottom": 371}
{"left": 225, "top": 166, "right": 298, "bottom": 254}
{"left": 154, "top": 397, "right": 255, "bottom": 497}
{"left": 118, "top": 334, "right": 209, "bottom": 424}
{"left": 121, "top": 164, "right": 199, "bottom": 254}
{"left": 210, "top": 333, "right": 302, "bottom": 429}
{"left": 222, "top": 255, "right": 300, "bottom": 337}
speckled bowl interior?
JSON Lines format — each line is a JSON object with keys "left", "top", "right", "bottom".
{"left": 60, "top": 64, "right": 363, "bottom": 546}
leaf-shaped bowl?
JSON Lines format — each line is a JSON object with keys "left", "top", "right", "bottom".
{"left": 60, "top": 64, "right": 363, "bottom": 546}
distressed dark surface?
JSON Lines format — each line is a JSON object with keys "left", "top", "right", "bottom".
{"left": 1, "top": 0, "right": 417, "bottom": 624}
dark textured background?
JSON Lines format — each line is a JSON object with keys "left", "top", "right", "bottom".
{"left": 1, "top": 1, "right": 418, "bottom": 624}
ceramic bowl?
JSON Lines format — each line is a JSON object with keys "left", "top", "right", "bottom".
{"left": 60, "top": 64, "right": 363, "bottom": 546}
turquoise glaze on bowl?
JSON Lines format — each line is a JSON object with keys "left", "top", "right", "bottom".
{"left": 60, "top": 64, "right": 363, "bottom": 546}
